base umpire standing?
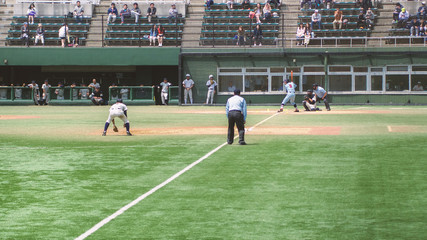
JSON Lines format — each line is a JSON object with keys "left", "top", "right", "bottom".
{"left": 226, "top": 89, "right": 247, "bottom": 145}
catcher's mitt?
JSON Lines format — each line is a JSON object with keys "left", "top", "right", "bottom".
{"left": 113, "top": 126, "right": 119, "bottom": 132}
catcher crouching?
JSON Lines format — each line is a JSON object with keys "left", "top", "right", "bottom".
{"left": 302, "top": 89, "right": 321, "bottom": 111}
{"left": 102, "top": 99, "right": 132, "bottom": 136}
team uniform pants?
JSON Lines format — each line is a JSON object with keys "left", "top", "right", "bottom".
{"left": 302, "top": 100, "right": 317, "bottom": 111}
{"left": 227, "top": 110, "right": 245, "bottom": 144}
{"left": 106, "top": 112, "right": 129, "bottom": 124}
{"left": 206, "top": 89, "right": 214, "bottom": 104}
{"left": 184, "top": 88, "right": 193, "bottom": 104}
{"left": 161, "top": 92, "right": 168, "bottom": 105}
{"left": 317, "top": 95, "right": 331, "bottom": 110}
{"left": 281, "top": 93, "right": 296, "bottom": 105}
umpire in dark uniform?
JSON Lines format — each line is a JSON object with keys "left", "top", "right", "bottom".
{"left": 226, "top": 89, "right": 247, "bottom": 145}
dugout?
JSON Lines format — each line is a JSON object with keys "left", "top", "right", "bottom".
{"left": 0, "top": 48, "right": 180, "bottom": 105}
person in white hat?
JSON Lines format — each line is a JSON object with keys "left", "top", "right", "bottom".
{"left": 418, "top": 2, "right": 427, "bottom": 20}
{"left": 311, "top": 9, "right": 322, "bottom": 30}
{"left": 182, "top": 74, "right": 194, "bottom": 104}
{"left": 206, "top": 74, "right": 217, "bottom": 104}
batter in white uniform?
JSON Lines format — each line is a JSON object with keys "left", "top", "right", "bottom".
{"left": 102, "top": 99, "right": 132, "bottom": 136}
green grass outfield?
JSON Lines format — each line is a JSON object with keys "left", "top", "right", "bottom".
{"left": 0, "top": 105, "right": 426, "bottom": 239}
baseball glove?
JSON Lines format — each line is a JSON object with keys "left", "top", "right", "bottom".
{"left": 113, "top": 126, "right": 119, "bottom": 132}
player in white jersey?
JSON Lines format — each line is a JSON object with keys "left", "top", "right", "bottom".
{"left": 102, "top": 99, "right": 132, "bottom": 136}
{"left": 278, "top": 78, "right": 299, "bottom": 112}
{"left": 182, "top": 74, "right": 194, "bottom": 104}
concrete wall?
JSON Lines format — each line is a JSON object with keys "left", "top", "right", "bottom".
{"left": 14, "top": 3, "right": 93, "bottom": 17}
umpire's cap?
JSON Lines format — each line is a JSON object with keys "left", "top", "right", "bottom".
{"left": 234, "top": 89, "right": 241, "bottom": 95}
{"left": 116, "top": 99, "right": 123, "bottom": 103}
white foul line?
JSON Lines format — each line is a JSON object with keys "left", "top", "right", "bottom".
{"left": 75, "top": 112, "right": 279, "bottom": 240}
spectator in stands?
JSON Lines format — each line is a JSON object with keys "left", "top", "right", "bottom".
{"left": 73, "top": 1, "right": 84, "bottom": 23}
{"left": 253, "top": 24, "right": 263, "bottom": 46}
{"left": 333, "top": 8, "right": 343, "bottom": 30}
{"left": 304, "top": 23, "right": 312, "bottom": 46}
{"left": 109, "top": 83, "right": 119, "bottom": 100}
{"left": 227, "top": 0, "right": 234, "bottom": 9}
{"left": 131, "top": 3, "right": 141, "bottom": 23}
{"left": 120, "top": 4, "right": 132, "bottom": 24}
{"left": 90, "top": 86, "right": 105, "bottom": 105}
{"left": 300, "top": 0, "right": 310, "bottom": 10}
{"left": 34, "top": 23, "right": 44, "bottom": 46}
{"left": 254, "top": 3, "right": 263, "bottom": 24}
{"left": 398, "top": 8, "right": 409, "bottom": 28}
{"left": 418, "top": 2, "right": 427, "bottom": 20}
{"left": 89, "top": 78, "right": 100, "bottom": 89}
{"left": 168, "top": 4, "right": 178, "bottom": 23}
{"left": 206, "top": 0, "right": 214, "bottom": 10}
{"left": 146, "top": 3, "right": 157, "bottom": 23}
{"left": 55, "top": 82, "right": 65, "bottom": 100}
{"left": 27, "top": 3, "right": 37, "bottom": 25}
{"left": 59, "top": 23, "right": 69, "bottom": 48}
{"left": 393, "top": 3, "right": 403, "bottom": 23}
{"left": 311, "top": 10, "right": 322, "bottom": 30}
{"left": 409, "top": 18, "right": 421, "bottom": 36}
{"left": 79, "top": 83, "right": 90, "bottom": 99}
{"left": 242, "top": 0, "right": 250, "bottom": 9}
{"left": 357, "top": 11, "right": 366, "bottom": 29}
{"left": 420, "top": 19, "right": 426, "bottom": 35}
{"left": 107, "top": 3, "right": 118, "bottom": 23}
{"left": 236, "top": 25, "right": 246, "bottom": 46}
{"left": 296, "top": 23, "right": 305, "bottom": 45}
{"left": 150, "top": 24, "right": 158, "bottom": 46}
{"left": 361, "top": 0, "right": 372, "bottom": 14}
{"left": 268, "top": 0, "right": 280, "bottom": 9}
{"left": 313, "top": 0, "right": 322, "bottom": 10}
{"left": 21, "top": 22, "right": 29, "bottom": 47}
{"left": 365, "top": 8, "right": 375, "bottom": 30}
{"left": 412, "top": 82, "right": 424, "bottom": 91}
{"left": 263, "top": 3, "right": 272, "bottom": 22}
{"left": 157, "top": 24, "right": 165, "bottom": 46}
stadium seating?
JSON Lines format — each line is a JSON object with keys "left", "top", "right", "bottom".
{"left": 297, "top": 2, "right": 378, "bottom": 45}
{"left": 105, "top": 17, "right": 184, "bottom": 46}
{"left": 201, "top": 3, "right": 281, "bottom": 46}
{"left": 7, "top": 16, "right": 90, "bottom": 46}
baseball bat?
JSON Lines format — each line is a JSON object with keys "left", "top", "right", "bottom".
{"left": 291, "top": 70, "right": 293, "bottom": 82}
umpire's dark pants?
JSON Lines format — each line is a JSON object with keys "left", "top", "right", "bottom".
{"left": 228, "top": 110, "right": 245, "bottom": 144}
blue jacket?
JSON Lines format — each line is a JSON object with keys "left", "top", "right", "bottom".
{"left": 108, "top": 7, "right": 118, "bottom": 15}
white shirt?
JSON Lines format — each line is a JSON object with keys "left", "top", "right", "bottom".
{"left": 183, "top": 79, "right": 194, "bottom": 88}
{"left": 109, "top": 102, "right": 128, "bottom": 114}
{"left": 226, "top": 95, "right": 247, "bottom": 121}
{"left": 206, "top": 80, "right": 217, "bottom": 91}
{"left": 59, "top": 26, "right": 68, "bottom": 38}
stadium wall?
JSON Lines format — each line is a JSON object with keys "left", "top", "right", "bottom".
{"left": 1, "top": 47, "right": 427, "bottom": 105}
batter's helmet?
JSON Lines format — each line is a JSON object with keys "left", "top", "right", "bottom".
{"left": 284, "top": 78, "right": 289, "bottom": 83}
{"left": 116, "top": 99, "right": 123, "bottom": 103}
{"left": 312, "top": 83, "right": 319, "bottom": 89}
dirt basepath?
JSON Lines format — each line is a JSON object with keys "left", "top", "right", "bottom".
{"left": 102, "top": 126, "right": 341, "bottom": 136}
{"left": 0, "top": 115, "right": 40, "bottom": 120}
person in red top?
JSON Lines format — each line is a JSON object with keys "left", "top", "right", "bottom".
{"left": 157, "top": 24, "right": 165, "bottom": 47}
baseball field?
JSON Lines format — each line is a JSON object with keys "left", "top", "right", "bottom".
{"left": 0, "top": 105, "right": 426, "bottom": 239}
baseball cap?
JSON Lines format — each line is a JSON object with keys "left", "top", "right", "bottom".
{"left": 186, "top": 74, "right": 191, "bottom": 77}
{"left": 209, "top": 75, "right": 214, "bottom": 78}
{"left": 418, "top": 81, "right": 422, "bottom": 84}
{"left": 234, "top": 89, "right": 241, "bottom": 95}
{"left": 117, "top": 99, "right": 123, "bottom": 103}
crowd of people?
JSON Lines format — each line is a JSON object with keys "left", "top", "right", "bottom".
{"left": 295, "top": 0, "right": 375, "bottom": 46}
{"left": 393, "top": 1, "right": 427, "bottom": 37}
